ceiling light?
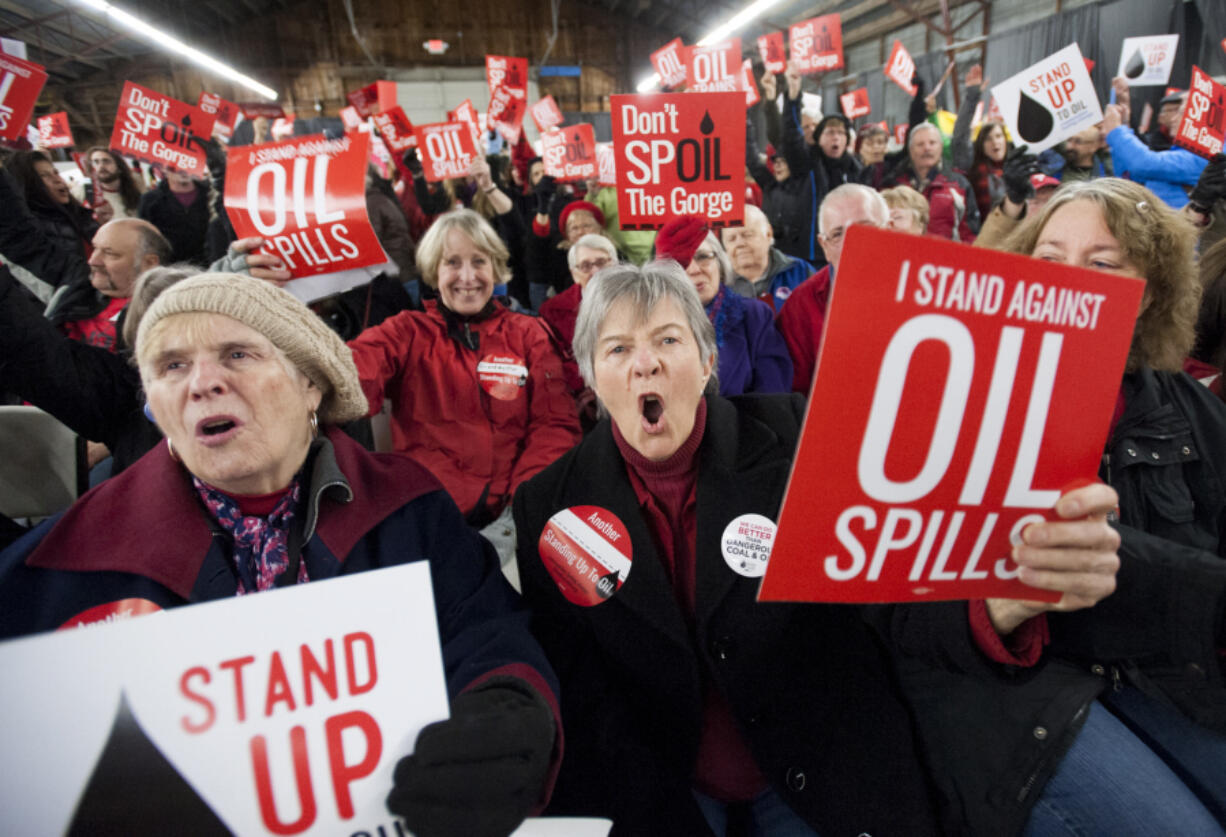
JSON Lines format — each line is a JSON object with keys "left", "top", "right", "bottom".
{"left": 71, "top": 0, "right": 278, "bottom": 99}
{"left": 634, "top": 0, "right": 787, "bottom": 93}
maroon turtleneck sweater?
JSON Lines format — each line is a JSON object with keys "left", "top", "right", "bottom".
{"left": 612, "top": 399, "right": 768, "bottom": 801}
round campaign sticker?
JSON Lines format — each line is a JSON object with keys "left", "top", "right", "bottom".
{"left": 58, "top": 598, "right": 164, "bottom": 630}
{"left": 538, "top": 505, "right": 632, "bottom": 607}
{"left": 478, "top": 353, "right": 528, "bottom": 401}
{"left": 721, "top": 514, "right": 777, "bottom": 578}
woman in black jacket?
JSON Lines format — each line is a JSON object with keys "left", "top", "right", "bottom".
{"left": 6, "top": 150, "right": 98, "bottom": 262}
{"left": 888, "top": 178, "right": 1226, "bottom": 835}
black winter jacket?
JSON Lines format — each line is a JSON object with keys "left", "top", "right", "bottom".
{"left": 138, "top": 179, "right": 210, "bottom": 266}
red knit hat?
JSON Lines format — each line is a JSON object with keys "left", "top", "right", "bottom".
{"left": 559, "top": 200, "right": 606, "bottom": 233}
{"left": 654, "top": 215, "right": 708, "bottom": 268}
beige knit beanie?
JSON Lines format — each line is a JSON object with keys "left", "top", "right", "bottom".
{"left": 135, "top": 273, "right": 369, "bottom": 424}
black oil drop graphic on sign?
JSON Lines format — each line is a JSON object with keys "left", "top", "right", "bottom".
{"left": 1124, "top": 49, "right": 1145, "bottom": 80}
{"left": 1016, "top": 91, "right": 1054, "bottom": 144}
{"left": 699, "top": 111, "right": 715, "bottom": 134}
{"left": 67, "top": 693, "right": 230, "bottom": 835}
{"left": 597, "top": 569, "right": 620, "bottom": 599}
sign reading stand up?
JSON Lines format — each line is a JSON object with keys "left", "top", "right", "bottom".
{"left": 990, "top": 43, "right": 1102, "bottom": 154}
{"left": 759, "top": 227, "right": 1144, "bottom": 604}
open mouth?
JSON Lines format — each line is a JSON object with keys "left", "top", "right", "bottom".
{"left": 640, "top": 394, "right": 664, "bottom": 431}
{"left": 195, "top": 416, "right": 240, "bottom": 443}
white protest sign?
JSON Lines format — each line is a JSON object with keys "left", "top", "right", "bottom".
{"left": 0, "top": 563, "right": 449, "bottom": 836}
{"left": 990, "top": 43, "right": 1102, "bottom": 154}
{"left": 1117, "top": 35, "right": 1179, "bottom": 87}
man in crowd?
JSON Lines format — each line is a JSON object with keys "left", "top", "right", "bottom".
{"left": 1105, "top": 78, "right": 1205, "bottom": 210}
{"left": 777, "top": 184, "right": 888, "bottom": 394}
{"left": 720, "top": 204, "right": 814, "bottom": 310}
{"left": 138, "top": 169, "right": 210, "bottom": 266}
{"left": 84, "top": 147, "right": 144, "bottom": 222}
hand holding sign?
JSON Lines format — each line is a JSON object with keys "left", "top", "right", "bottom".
{"left": 985, "top": 483, "right": 1120, "bottom": 634}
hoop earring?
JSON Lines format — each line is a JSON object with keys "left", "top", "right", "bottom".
{"left": 309, "top": 410, "right": 319, "bottom": 438}
{"left": 166, "top": 437, "right": 179, "bottom": 462}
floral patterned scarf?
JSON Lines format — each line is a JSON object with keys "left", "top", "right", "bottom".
{"left": 193, "top": 476, "right": 306, "bottom": 594}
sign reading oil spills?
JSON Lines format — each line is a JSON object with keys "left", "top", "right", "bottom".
{"left": 990, "top": 43, "right": 1102, "bottom": 154}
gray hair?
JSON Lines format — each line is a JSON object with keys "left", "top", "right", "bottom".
{"left": 741, "top": 204, "right": 773, "bottom": 237}
{"left": 907, "top": 121, "right": 942, "bottom": 151}
{"left": 121, "top": 263, "right": 201, "bottom": 350}
{"left": 567, "top": 233, "right": 618, "bottom": 269}
{"left": 819, "top": 183, "right": 889, "bottom": 235}
{"left": 698, "top": 231, "right": 735, "bottom": 287}
{"left": 574, "top": 260, "right": 719, "bottom": 396}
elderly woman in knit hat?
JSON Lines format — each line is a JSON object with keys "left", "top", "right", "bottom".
{"left": 0, "top": 272, "right": 563, "bottom": 836}
{"left": 526, "top": 184, "right": 615, "bottom": 312}
{"left": 655, "top": 215, "right": 792, "bottom": 396}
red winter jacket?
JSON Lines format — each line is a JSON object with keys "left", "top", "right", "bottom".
{"left": 348, "top": 300, "right": 582, "bottom": 522}
{"left": 776, "top": 265, "right": 831, "bottom": 395}
{"left": 538, "top": 283, "right": 584, "bottom": 393}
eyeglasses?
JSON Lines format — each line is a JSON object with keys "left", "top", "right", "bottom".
{"left": 692, "top": 251, "right": 717, "bottom": 263}
{"left": 823, "top": 220, "right": 877, "bottom": 245}
{"left": 576, "top": 257, "right": 612, "bottom": 273}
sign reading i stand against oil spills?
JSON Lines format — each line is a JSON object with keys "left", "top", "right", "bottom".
{"left": 991, "top": 43, "right": 1102, "bottom": 154}
{"left": 539, "top": 506, "right": 632, "bottom": 606}
{"left": 610, "top": 91, "right": 746, "bottom": 229}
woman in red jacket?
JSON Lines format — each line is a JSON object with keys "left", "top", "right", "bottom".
{"left": 348, "top": 209, "right": 582, "bottom": 559}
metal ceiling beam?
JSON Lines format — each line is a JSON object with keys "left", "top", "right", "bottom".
{"left": 0, "top": 0, "right": 133, "bottom": 61}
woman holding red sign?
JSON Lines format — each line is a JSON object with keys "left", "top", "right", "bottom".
{"left": 891, "top": 178, "right": 1226, "bottom": 835}
{"left": 347, "top": 208, "right": 581, "bottom": 560}
{"left": 512, "top": 259, "right": 1123, "bottom": 836}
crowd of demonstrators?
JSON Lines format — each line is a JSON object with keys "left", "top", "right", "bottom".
{"left": 3, "top": 48, "right": 1226, "bottom": 837}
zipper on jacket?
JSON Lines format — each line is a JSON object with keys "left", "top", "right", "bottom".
{"left": 1111, "top": 665, "right": 1124, "bottom": 693}
{"left": 1016, "top": 702, "right": 1088, "bottom": 803}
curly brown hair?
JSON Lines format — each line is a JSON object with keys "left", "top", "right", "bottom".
{"left": 1002, "top": 178, "right": 1200, "bottom": 372}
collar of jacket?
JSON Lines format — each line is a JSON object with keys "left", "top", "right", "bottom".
{"left": 25, "top": 426, "right": 442, "bottom": 598}
{"left": 429, "top": 298, "right": 502, "bottom": 351}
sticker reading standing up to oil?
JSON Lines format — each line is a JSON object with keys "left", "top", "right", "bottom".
{"left": 721, "top": 514, "right": 777, "bottom": 578}
{"left": 478, "top": 353, "right": 528, "bottom": 400}
{"left": 539, "top": 506, "right": 633, "bottom": 606}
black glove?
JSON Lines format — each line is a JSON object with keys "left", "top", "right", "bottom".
{"left": 1002, "top": 145, "right": 1039, "bottom": 204}
{"left": 403, "top": 148, "right": 424, "bottom": 178}
{"left": 911, "top": 73, "right": 927, "bottom": 100}
{"left": 1189, "top": 152, "right": 1226, "bottom": 213}
{"left": 386, "top": 679, "right": 555, "bottom": 837}
{"left": 533, "top": 174, "right": 558, "bottom": 216}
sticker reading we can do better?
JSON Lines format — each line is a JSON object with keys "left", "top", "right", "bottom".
{"left": 478, "top": 353, "right": 528, "bottom": 400}
{"left": 721, "top": 514, "right": 777, "bottom": 578}
{"left": 539, "top": 506, "right": 632, "bottom": 606}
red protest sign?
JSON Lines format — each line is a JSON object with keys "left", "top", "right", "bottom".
{"left": 451, "top": 98, "right": 482, "bottom": 145}
{"left": 198, "top": 92, "right": 238, "bottom": 141}
{"left": 542, "top": 123, "right": 596, "bottom": 182}
{"left": 790, "top": 14, "right": 843, "bottom": 74}
{"left": 224, "top": 132, "right": 387, "bottom": 279}
{"left": 893, "top": 122, "right": 909, "bottom": 145}
{"left": 757, "top": 32, "right": 786, "bottom": 75}
{"left": 742, "top": 59, "right": 760, "bottom": 107}
{"left": 885, "top": 40, "right": 918, "bottom": 96}
{"left": 687, "top": 39, "right": 741, "bottom": 93}
{"left": 488, "top": 84, "right": 527, "bottom": 144}
{"left": 596, "top": 142, "right": 616, "bottom": 187}
{"left": 0, "top": 52, "right": 48, "bottom": 143}
{"left": 486, "top": 55, "right": 528, "bottom": 98}
{"left": 529, "top": 95, "right": 564, "bottom": 133}
{"left": 759, "top": 226, "right": 1144, "bottom": 604}
{"left": 347, "top": 82, "right": 381, "bottom": 118}
{"left": 372, "top": 105, "right": 416, "bottom": 152}
{"left": 37, "top": 111, "right": 73, "bottom": 148}
{"left": 71, "top": 151, "right": 91, "bottom": 179}
{"left": 413, "top": 121, "right": 479, "bottom": 182}
{"left": 840, "top": 87, "right": 871, "bottom": 120}
{"left": 339, "top": 105, "right": 364, "bottom": 130}
{"left": 238, "top": 102, "right": 285, "bottom": 120}
{"left": 650, "top": 38, "right": 688, "bottom": 90}
{"left": 1173, "top": 66, "right": 1226, "bottom": 159}
{"left": 111, "top": 82, "right": 216, "bottom": 177}
{"left": 610, "top": 91, "right": 745, "bottom": 229}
